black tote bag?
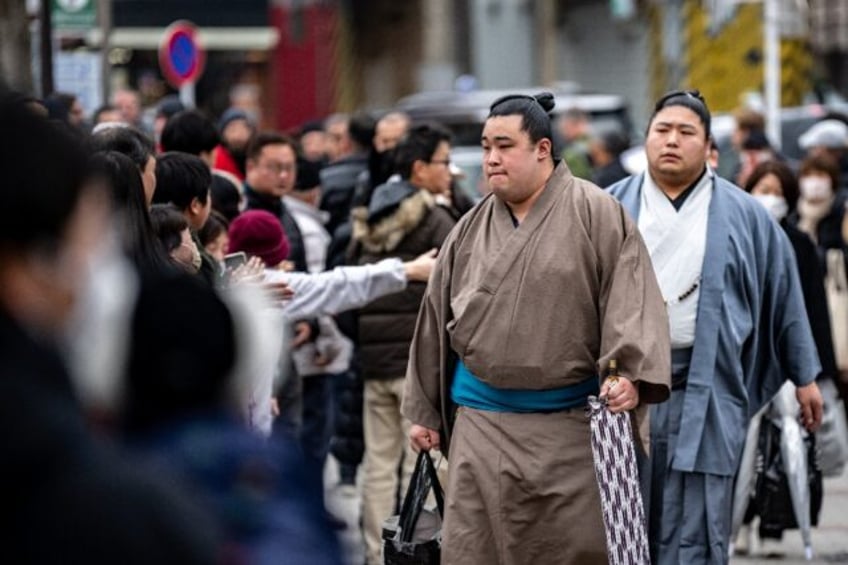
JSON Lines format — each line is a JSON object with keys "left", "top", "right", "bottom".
{"left": 382, "top": 450, "right": 444, "bottom": 565}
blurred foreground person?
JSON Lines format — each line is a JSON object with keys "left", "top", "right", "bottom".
{"left": 0, "top": 89, "right": 216, "bottom": 563}
{"left": 123, "top": 274, "right": 343, "bottom": 565}
{"left": 62, "top": 152, "right": 173, "bottom": 418}
{"left": 403, "top": 92, "right": 671, "bottom": 564}
{"left": 607, "top": 90, "right": 823, "bottom": 564}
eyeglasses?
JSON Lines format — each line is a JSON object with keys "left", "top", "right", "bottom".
{"left": 429, "top": 158, "right": 451, "bottom": 167}
{"left": 654, "top": 89, "right": 706, "bottom": 111}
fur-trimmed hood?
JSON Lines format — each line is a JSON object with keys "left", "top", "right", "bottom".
{"left": 351, "top": 180, "right": 437, "bottom": 253}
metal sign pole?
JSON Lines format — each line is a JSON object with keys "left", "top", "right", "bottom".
{"left": 179, "top": 81, "right": 196, "bottom": 109}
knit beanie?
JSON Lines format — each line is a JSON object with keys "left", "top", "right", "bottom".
{"left": 218, "top": 107, "right": 252, "bottom": 134}
{"left": 227, "top": 210, "right": 290, "bottom": 267}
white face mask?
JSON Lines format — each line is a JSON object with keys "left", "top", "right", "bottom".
{"left": 64, "top": 224, "right": 138, "bottom": 416}
{"left": 799, "top": 176, "right": 833, "bottom": 202}
{"left": 753, "top": 194, "right": 789, "bottom": 221}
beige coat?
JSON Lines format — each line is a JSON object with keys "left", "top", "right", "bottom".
{"left": 402, "top": 162, "right": 671, "bottom": 450}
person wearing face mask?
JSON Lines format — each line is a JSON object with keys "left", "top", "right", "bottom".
{"left": 737, "top": 160, "right": 843, "bottom": 554}
{"left": 149, "top": 204, "right": 204, "bottom": 274}
{"left": 153, "top": 152, "right": 220, "bottom": 285}
{"left": 791, "top": 153, "right": 848, "bottom": 389}
{"left": 792, "top": 154, "right": 847, "bottom": 252}
{"left": 745, "top": 160, "right": 837, "bottom": 389}
{"left": 0, "top": 88, "right": 219, "bottom": 564}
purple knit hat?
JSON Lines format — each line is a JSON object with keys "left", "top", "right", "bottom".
{"left": 227, "top": 210, "right": 290, "bottom": 267}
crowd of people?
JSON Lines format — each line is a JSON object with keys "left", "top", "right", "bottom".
{"left": 3, "top": 80, "right": 848, "bottom": 565}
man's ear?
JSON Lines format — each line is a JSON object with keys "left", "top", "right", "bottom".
{"left": 410, "top": 159, "right": 427, "bottom": 183}
{"left": 189, "top": 197, "right": 203, "bottom": 217}
{"left": 537, "top": 138, "right": 552, "bottom": 161}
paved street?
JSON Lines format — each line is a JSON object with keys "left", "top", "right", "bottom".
{"left": 325, "top": 457, "right": 848, "bottom": 565}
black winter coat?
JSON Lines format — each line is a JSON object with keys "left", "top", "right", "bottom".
{"left": 244, "top": 184, "right": 308, "bottom": 272}
{"left": 783, "top": 221, "right": 838, "bottom": 379}
{"left": 349, "top": 181, "right": 456, "bottom": 380}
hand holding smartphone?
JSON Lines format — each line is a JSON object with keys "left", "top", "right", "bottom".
{"left": 223, "top": 252, "right": 247, "bottom": 271}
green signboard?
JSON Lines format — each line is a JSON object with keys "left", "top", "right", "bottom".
{"left": 53, "top": 0, "right": 97, "bottom": 31}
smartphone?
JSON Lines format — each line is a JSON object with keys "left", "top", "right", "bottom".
{"left": 223, "top": 251, "right": 247, "bottom": 270}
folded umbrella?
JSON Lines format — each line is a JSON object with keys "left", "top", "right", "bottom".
{"left": 587, "top": 394, "right": 650, "bottom": 565}
{"left": 772, "top": 382, "right": 814, "bottom": 561}
{"left": 729, "top": 406, "right": 766, "bottom": 555}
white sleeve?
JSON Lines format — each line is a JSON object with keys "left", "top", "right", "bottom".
{"left": 271, "top": 258, "right": 407, "bottom": 320}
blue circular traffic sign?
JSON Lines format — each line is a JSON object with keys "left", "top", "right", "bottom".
{"left": 159, "top": 21, "right": 205, "bottom": 87}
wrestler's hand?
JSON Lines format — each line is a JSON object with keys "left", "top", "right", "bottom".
{"left": 796, "top": 381, "right": 823, "bottom": 432}
{"left": 601, "top": 377, "right": 639, "bottom": 413}
{"left": 410, "top": 424, "right": 440, "bottom": 452}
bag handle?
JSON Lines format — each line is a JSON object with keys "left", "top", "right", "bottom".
{"left": 397, "top": 450, "right": 445, "bottom": 543}
{"left": 427, "top": 452, "right": 445, "bottom": 518}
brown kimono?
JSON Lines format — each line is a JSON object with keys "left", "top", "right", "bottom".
{"left": 402, "top": 163, "right": 671, "bottom": 564}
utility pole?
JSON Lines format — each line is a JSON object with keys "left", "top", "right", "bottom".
{"left": 99, "top": 0, "right": 111, "bottom": 105}
{"left": 40, "top": 0, "right": 53, "bottom": 95}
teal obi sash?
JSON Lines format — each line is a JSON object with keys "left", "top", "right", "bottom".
{"left": 450, "top": 359, "right": 600, "bottom": 413}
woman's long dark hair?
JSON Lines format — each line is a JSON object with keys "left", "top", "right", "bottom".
{"left": 87, "top": 151, "right": 171, "bottom": 277}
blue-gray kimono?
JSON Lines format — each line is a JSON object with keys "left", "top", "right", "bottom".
{"left": 607, "top": 173, "right": 821, "bottom": 563}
